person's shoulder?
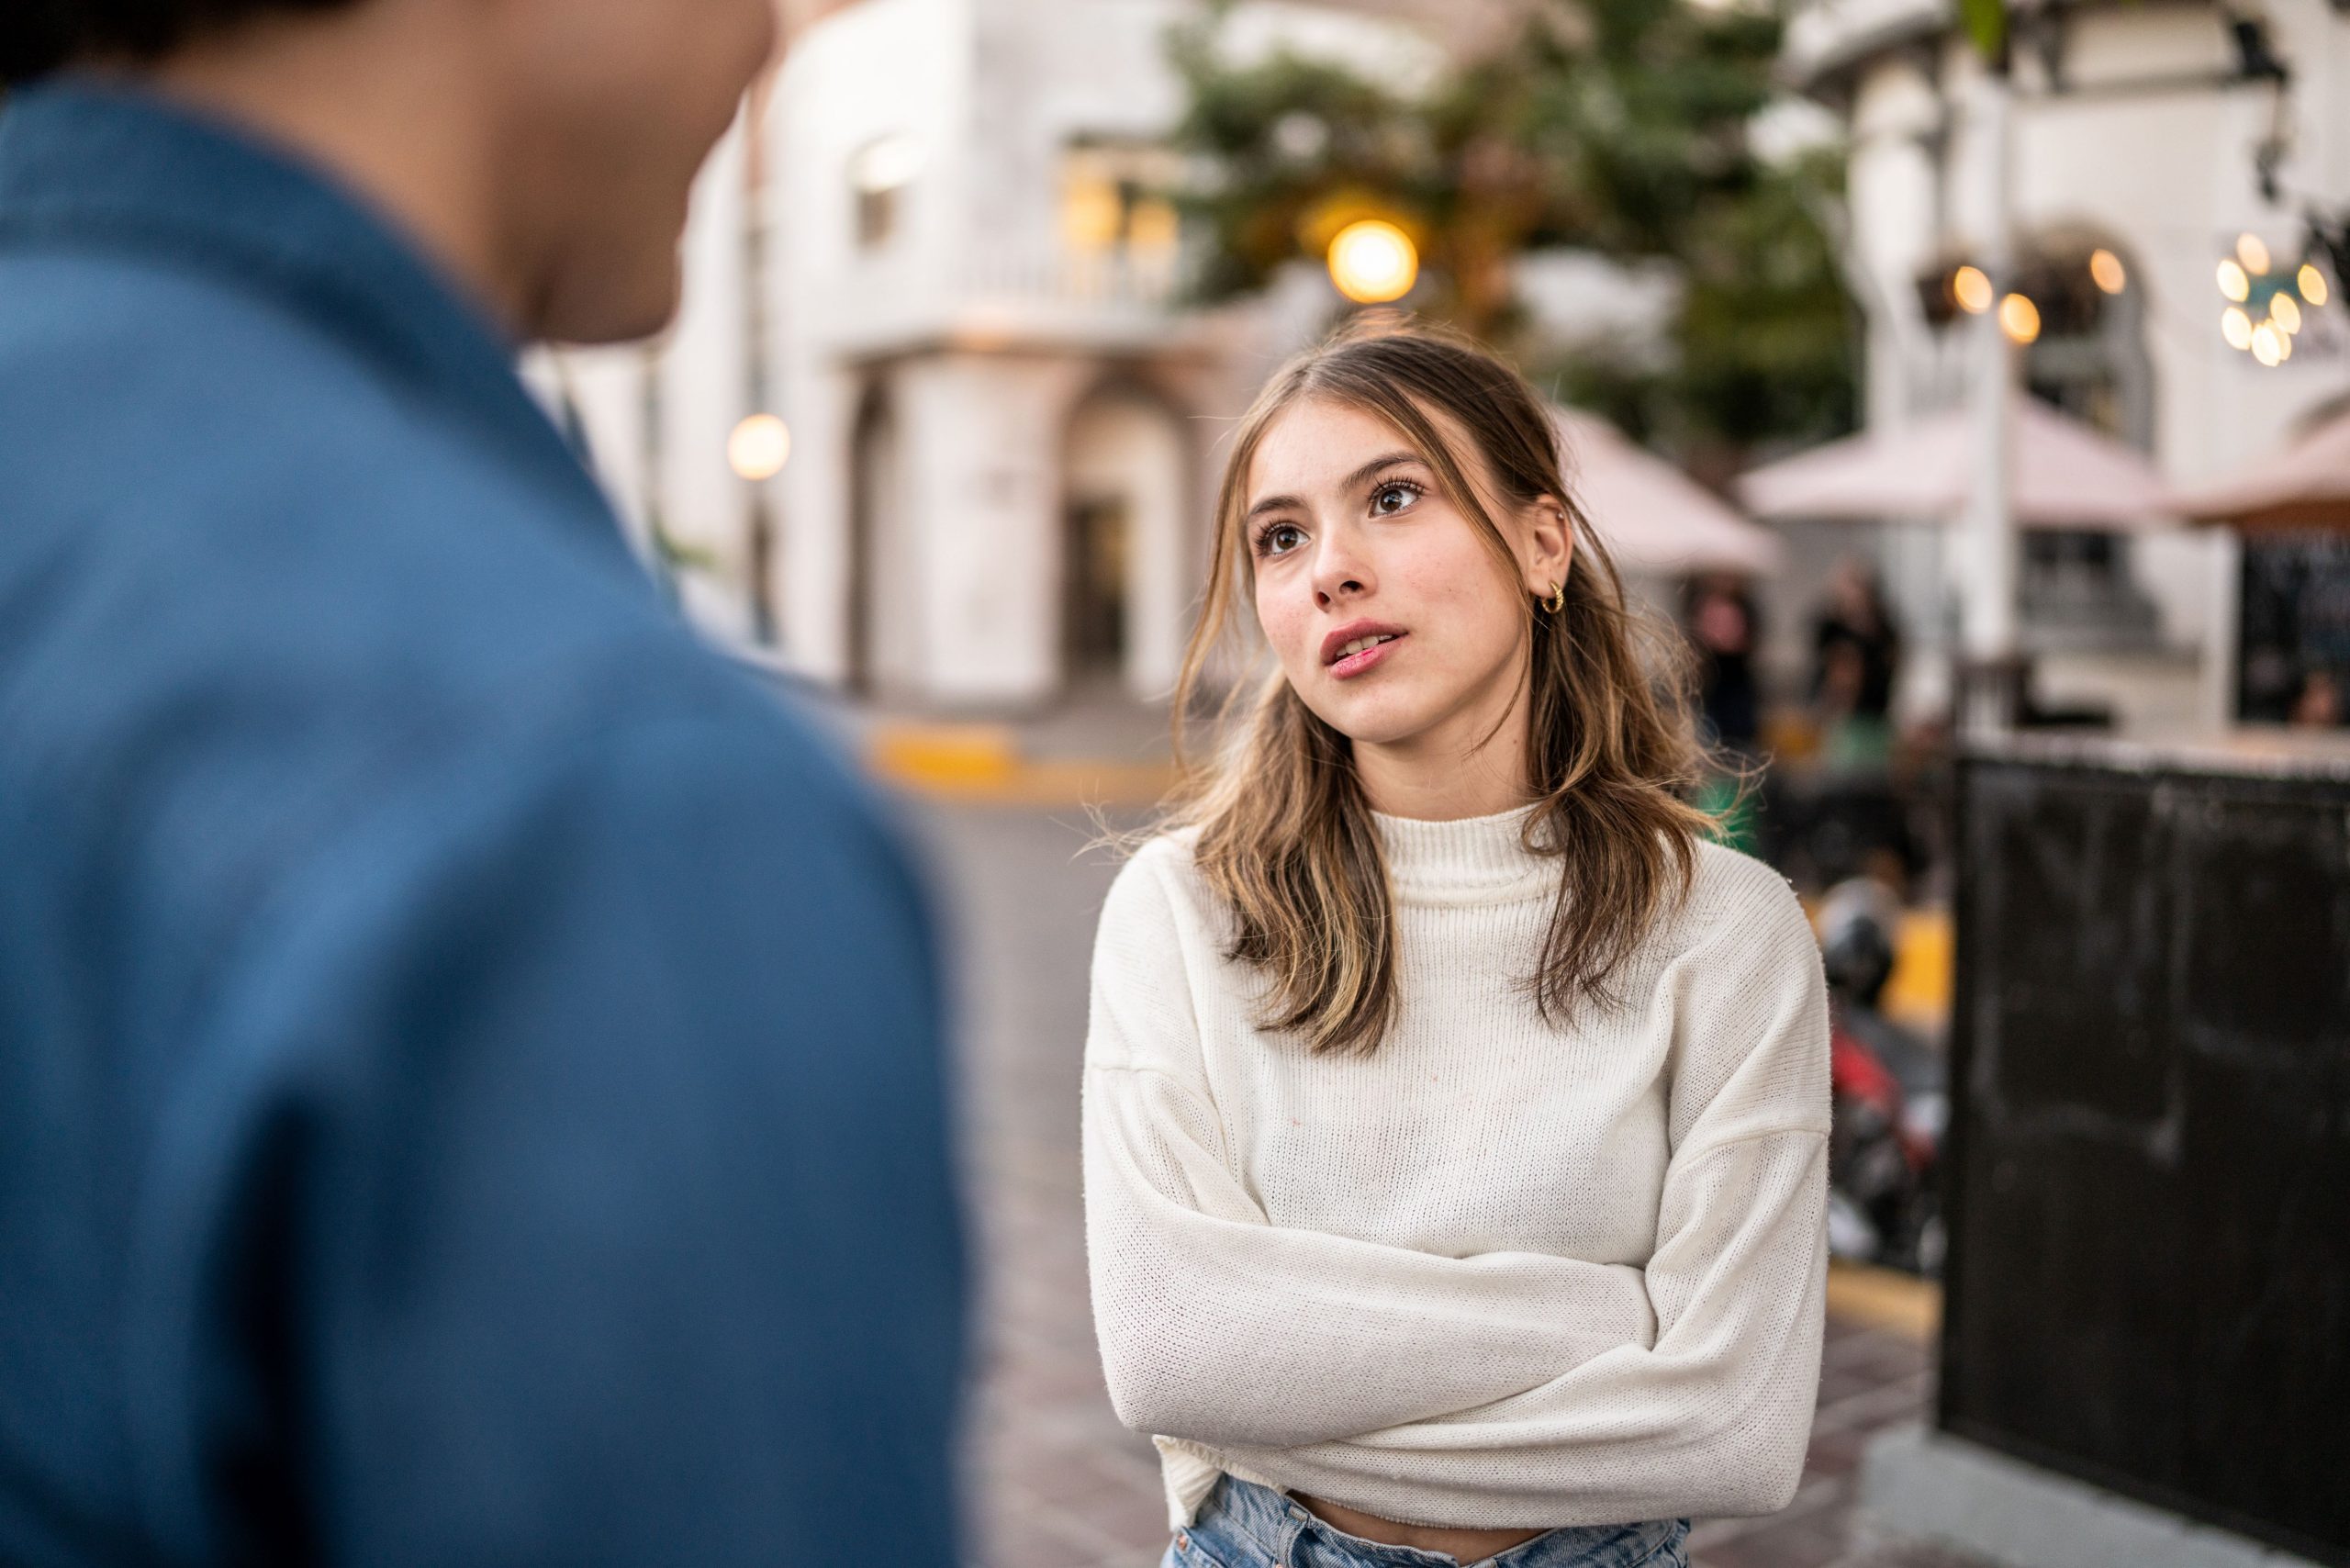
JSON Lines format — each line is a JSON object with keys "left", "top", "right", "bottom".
{"left": 1094, "top": 826, "right": 1218, "bottom": 955}
{"left": 1669, "top": 839, "right": 1817, "bottom": 960}
{"left": 1107, "top": 825, "right": 1212, "bottom": 905}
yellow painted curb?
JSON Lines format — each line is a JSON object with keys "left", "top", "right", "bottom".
{"left": 867, "top": 723, "right": 1021, "bottom": 789}
{"left": 1826, "top": 1260, "right": 1942, "bottom": 1341}
{"left": 864, "top": 723, "right": 1179, "bottom": 808}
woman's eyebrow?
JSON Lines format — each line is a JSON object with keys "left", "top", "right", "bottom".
{"left": 1245, "top": 452, "right": 1426, "bottom": 521}
{"left": 1345, "top": 452, "right": 1425, "bottom": 491}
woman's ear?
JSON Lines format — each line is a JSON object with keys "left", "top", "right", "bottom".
{"left": 1523, "top": 494, "right": 1575, "bottom": 595}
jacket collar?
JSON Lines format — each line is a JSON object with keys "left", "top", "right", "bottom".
{"left": 0, "top": 78, "right": 621, "bottom": 536}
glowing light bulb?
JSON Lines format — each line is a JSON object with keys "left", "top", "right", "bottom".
{"left": 729, "top": 414, "right": 792, "bottom": 481}
{"left": 2272, "top": 294, "right": 2303, "bottom": 334}
{"left": 2089, "top": 248, "right": 2127, "bottom": 295}
{"left": 1953, "top": 265, "right": 1994, "bottom": 315}
{"left": 2218, "top": 259, "right": 2250, "bottom": 302}
{"left": 1998, "top": 293, "right": 2042, "bottom": 344}
{"left": 1327, "top": 220, "right": 1420, "bottom": 305}
{"left": 2221, "top": 308, "right": 2254, "bottom": 350}
{"left": 2300, "top": 263, "right": 2331, "bottom": 308}
{"left": 2237, "top": 232, "right": 2271, "bottom": 274}
{"left": 2251, "top": 324, "right": 2284, "bottom": 367}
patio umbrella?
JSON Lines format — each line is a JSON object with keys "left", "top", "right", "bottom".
{"left": 1554, "top": 408, "right": 1784, "bottom": 577}
{"left": 2168, "top": 404, "right": 2350, "bottom": 532}
{"left": 1737, "top": 396, "right": 2177, "bottom": 531}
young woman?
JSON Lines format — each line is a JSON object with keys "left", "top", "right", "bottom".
{"left": 1082, "top": 321, "right": 1830, "bottom": 1568}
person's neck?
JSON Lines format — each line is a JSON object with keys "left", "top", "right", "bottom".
{"left": 130, "top": 16, "right": 529, "bottom": 333}
{"left": 1353, "top": 684, "right": 1535, "bottom": 823}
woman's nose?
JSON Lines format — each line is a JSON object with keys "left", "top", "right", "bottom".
{"left": 1310, "top": 533, "right": 1371, "bottom": 609}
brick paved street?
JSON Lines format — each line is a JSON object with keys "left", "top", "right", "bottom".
{"left": 914, "top": 801, "right": 1985, "bottom": 1568}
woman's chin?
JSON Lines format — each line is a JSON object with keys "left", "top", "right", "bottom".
{"left": 1312, "top": 693, "right": 1443, "bottom": 751}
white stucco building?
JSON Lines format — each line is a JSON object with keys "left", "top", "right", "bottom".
{"left": 1775, "top": 0, "right": 2350, "bottom": 726}
{"left": 536, "top": 0, "right": 1460, "bottom": 710}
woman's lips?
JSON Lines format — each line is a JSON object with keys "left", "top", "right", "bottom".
{"left": 1329, "top": 633, "right": 1405, "bottom": 680}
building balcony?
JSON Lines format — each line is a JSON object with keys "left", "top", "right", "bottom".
{"left": 1781, "top": 0, "right": 1951, "bottom": 93}
{"left": 800, "top": 241, "right": 1211, "bottom": 364}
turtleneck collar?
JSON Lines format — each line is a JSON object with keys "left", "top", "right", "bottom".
{"left": 1371, "top": 803, "right": 1558, "bottom": 904}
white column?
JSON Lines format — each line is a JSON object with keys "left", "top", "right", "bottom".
{"left": 1956, "top": 73, "right": 2019, "bottom": 732}
{"left": 659, "top": 118, "right": 755, "bottom": 647}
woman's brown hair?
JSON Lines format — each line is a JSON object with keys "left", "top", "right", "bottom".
{"left": 1164, "top": 317, "right": 1719, "bottom": 1055}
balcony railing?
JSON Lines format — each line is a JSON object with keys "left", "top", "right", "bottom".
{"left": 805, "top": 241, "right": 1200, "bottom": 357}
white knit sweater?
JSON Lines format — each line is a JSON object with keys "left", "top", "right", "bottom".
{"left": 1080, "top": 806, "right": 1831, "bottom": 1532}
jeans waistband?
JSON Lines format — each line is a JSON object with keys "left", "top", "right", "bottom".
{"left": 1187, "top": 1475, "right": 1687, "bottom": 1568}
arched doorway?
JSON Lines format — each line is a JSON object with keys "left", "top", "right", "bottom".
{"left": 1060, "top": 385, "right": 1193, "bottom": 698}
{"left": 848, "top": 383, "right": 916, "bottom": 696}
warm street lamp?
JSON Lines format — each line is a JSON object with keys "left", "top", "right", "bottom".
{"left": 1327, "top": 219, "right": 1419, "bottom": 304}
{"left": 729, "top": 413, "right": 792, "bottom": 482}
{"left": 1998, "top": 293, "right": 2042, "bottom": 344}
{"left": 1953, "top": 264, "right": 1994, "bottom": 314}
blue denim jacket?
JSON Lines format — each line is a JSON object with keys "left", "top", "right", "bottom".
{"left": 0, "top": 82, "right": 964, "bottom": 1567}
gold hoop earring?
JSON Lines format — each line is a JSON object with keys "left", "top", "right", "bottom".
{"left": 1543, "top": 580, "right": 1566, "bottom": 614}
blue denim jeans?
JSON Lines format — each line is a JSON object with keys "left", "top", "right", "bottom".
{"left": 1163, "top": 1476, "right": 1691, "bottom": 1568}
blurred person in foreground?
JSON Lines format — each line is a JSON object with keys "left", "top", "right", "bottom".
{"left": 0, "top": 5, "right": 963, "bottom": 1566}
{"left": 1084, "top": 322, "right": 1829, "bottom": 1568}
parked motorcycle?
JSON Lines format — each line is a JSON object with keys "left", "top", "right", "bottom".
{"left": 1817, "top": 879, "right": 1947, "bottom": 1277}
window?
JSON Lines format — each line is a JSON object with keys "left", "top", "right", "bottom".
{"left": 849, "top": 132, "right": 924, "bottom": 249}
{"left": 1059, "top": 140, "right": 1184, "bottom": 262}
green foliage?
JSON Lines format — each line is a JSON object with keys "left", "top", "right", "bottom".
{"left": 1956, "top": 0, "right": 2009, "bottom": 63}
{"left": 1164, "top": 0, "right": 1859, "bottom": 464}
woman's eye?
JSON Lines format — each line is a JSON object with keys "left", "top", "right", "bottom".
{"left": 1371, "top": 482, "right": 1422, "bottom": 515}
{"left": 1260, "top": 523, "right": 1306, "bottom": 555}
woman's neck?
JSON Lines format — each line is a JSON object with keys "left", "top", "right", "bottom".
{"left": 1351, "top": 679, "right": 1535, "bottom": 822}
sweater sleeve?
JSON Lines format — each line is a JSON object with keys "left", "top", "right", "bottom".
{"left": 1214, "top": 877, "right": 1832, "bottom": 1528}
{"left": 1082, "top": 849, "right": 1659, "bottom": 1450}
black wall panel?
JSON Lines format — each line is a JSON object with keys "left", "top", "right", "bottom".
{"left": 1944, "top": 752, "right": 2350, "bottom": 1565}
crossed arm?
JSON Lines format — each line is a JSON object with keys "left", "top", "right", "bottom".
{"left": 1080, "top": 852, "right": 1831, "bottom": 1529}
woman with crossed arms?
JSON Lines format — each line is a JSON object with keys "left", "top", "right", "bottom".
{"left": 1084, "top": 321, "right": 1830, "bottom": 1568}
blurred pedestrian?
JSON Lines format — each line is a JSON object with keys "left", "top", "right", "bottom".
{"left": 1084, "top": 322, "right": 1829, "bottom": 1568}
{"left": 1684, "top": 571, "right": 1763, "bottom": 754}
{"left": 2289, "top": 667, "right": 2344, "bottom": 728}
{"left": 0, "top": 6, "right": 963, "bottom": 1566}
{"left": 1811, "top": 556, "right": 1902, "bottom": 748}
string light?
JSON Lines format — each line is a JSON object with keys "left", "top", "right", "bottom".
{"left": 1953, "top": 265, "right": 1994, "bottom": 314}
{"left": 2250, "top": 323, "right": 2284, "bottom": 367}
{"left": 2089, "top": 249, "right": 2127, "bottom": 294}
{"left": 1998, "top": 293, "right": 2042, "bottom": 344}
{"left": 2300, "top": 263, "right": 2331, "bottom": 308}
{"left": 2236, "top": 233, "right": 2272, "bottom": 274}
{"left": 2217, "top": 259, "right": 2250, "bottom": 302}
{"left": 2222, "top": 307, "right": 2254, "bottom": 350}
{"left": 2271, "top": 294, "right": 2303, "bottom": 334}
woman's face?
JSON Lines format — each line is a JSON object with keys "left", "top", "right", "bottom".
{"left": 1244, "top": 396, "right": 1569, "bottom": 755}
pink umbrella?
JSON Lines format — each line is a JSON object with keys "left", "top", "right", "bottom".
{"left": 2168, "top": 404, "right": 2350, "bottom": 532}
{"left": 1553, "top": 408, "right": 1784, "bottom": 577}
{"left": 1737, "top": 396, "right": 2177, "bottom": 530}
